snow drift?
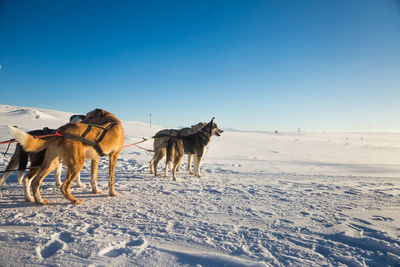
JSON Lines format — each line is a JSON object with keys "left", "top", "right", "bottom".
{"left": 0, "top": 104, "right": 399, "bottom": 266}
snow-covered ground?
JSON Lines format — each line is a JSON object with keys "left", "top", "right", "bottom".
{"left": 0, "top": 104, "right": 399, "bottom": 266}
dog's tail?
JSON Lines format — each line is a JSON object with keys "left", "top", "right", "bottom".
{"left": 166, "top": 138, "right": 183, "bottom": 163}
{"left": 166, "top": 139, "right": 175, "bottom": 164}
{"left": 8, "top": 126, "right": 49, "bottom": 153}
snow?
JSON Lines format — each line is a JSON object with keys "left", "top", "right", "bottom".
{"left": 0, "top": 104, "right": 399, "bottom": 266}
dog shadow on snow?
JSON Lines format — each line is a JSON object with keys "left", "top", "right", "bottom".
{"left": 0, "top": 170, "right": 157, "bottom": 209}
{"left": 0, "top": 192, "right": 112, "bottom": 209}
{"left": 0, "top": 177, "right": 112, "bottom": 209}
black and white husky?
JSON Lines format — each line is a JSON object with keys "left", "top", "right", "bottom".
{"left": 164, "top": 117, "right": 223, "bottom": 180}
{"left": 0, "top": 115, "right": 86, "bottom": 201}
{"left": 150, "top": 122, "right": 206, "bottom": 176}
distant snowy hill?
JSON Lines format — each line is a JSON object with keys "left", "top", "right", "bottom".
{"left": 0, "top": 105, "right": 399, "bottom": 266}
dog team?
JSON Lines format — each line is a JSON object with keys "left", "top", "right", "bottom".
{"left": 0, "top": 108, "right": 223, "bottom": 205}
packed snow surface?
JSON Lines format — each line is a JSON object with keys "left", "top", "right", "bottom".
{"left": 0, "top": 104, "right": 399, "bottom": 266}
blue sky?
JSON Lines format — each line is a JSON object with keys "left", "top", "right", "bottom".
{"left": 1, "top": 0, "right": 399, "bottom": 131}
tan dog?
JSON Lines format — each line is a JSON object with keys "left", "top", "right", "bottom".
{"left": 8, "top": 109, "right": 124, "bottom": 205}
{"left": 0, "top": 115, "right": 87, "bottom": 202}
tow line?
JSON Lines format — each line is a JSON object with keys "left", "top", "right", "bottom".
{"left": 0, "top": 133, "right": 154, "bottom": 153}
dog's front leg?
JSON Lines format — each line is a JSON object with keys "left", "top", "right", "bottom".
{"left": 187, "top": 155, "right": 194, "bottom": 174}
{"left": 90, "top": 158, "right": 103, "bottom": 194}
{"left": 108, "top": 152, "right": 120, "bottom": 197}
{"left": 194, "top": 155, "right": 202, "bottom": 177}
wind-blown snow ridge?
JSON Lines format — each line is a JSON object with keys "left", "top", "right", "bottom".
{"left": 0, "top": 105, "right": 399, "bottom": 266}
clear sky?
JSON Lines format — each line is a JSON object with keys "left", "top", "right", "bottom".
{"left": 1, "top": 0, "right": 399, "bottom": 132}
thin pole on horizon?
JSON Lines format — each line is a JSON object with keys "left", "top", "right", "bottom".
{"left": 149, "top": 113, "right": 152, "bottom": 128}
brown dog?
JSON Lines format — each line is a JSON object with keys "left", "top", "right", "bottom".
{"left": 8, "top": 109, "right": 124, "bottom": 205}
{"left": 0, "top": 115, "right": 87, "bottom": 202}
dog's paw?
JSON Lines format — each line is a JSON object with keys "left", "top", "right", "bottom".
{"left": 37, "top": 199, "right": 50, "bottom": 205}
{"left": 25, "top": 197, "right": 35, "bottom": 203}
{"left": 92, "top": 189, "right": 103, "bottom": 194}
{"left": 77, "top": 183, "right": 87, "bottom": 189}
{"left": 73, "top": 199, "right": 84, "bottom": 205}
{"left": 109, "top": 191, "right": 120, "bottom": 197}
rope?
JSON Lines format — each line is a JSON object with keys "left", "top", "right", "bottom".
{"left": 1, "top": 131, "right": 154, "bottom": 154}
{"left": 3, "top": 142, "right": 12, "bottom": 156}
{"left": 0, "top": 139, "right": 16, "bottom": 145}
{"left": 133, "top": 144, "right": 153, "bottom": 153}
{"left": 123, "top": 137, "right": 154, "bottom": 152}
{"left": 32, "top": 130, "right": 63, "bottom": 138}
{"left": 0, "top": 131, "right": 62, "bottom": 146}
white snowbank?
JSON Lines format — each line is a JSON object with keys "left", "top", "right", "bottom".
{"left": 0, "top": 105, "right": 399, "bottom": 266}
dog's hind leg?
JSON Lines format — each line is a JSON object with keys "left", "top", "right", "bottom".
{"left": 176, "top": 155, "right": 183, "bottom": 173}
{"left": 108, "top": 152, "right": 121, "bottom": 197}
{"left": 172, "top": 154, "right": 183, "bottom": 181}
{"left": 56, "top": 163, "right": 84, "bottom": 189}
{"left": 54, "top": 163, "right": 63, "bottom": 187}
{"left": 153, "top": 148, "right": 166, "bottom": 176}
{"left": 31, "top": 158, "right": 60, "bottom": 205}
{"left": 151, "top": 139, "right": 165, "bottom": 174}
{"left": 164, "top": 154, "right": 171, "bottom": 177}
{"left": 61, "top": 160, "right": 85, "bottom": 205}
{"left": 165, "top": 141, "right": 177, "bottom": 177}
{"left": 75, "top": 171, "right": 86, "bottom": 188}
{"left": 90, "top": 158, "right": 103, "bottom": 194}
{"left": 149, "top": 143, "right": 157, "bottom": 174}
{"left": 0, "top": 170, "right": 14, "bottom": 198}
{"left": 24, "top": 167, "right": 40, "bottom": 202}
{"left": 0, "top": 169, "right": 17, "bottom": 198}
{"left": 54, "top": 163, "right": 83, "bottom": 189}
{"left": 0, "top": 171, "right": 11, "bottom": 198}
{"left": 17, "top": 146, "right": 28, "bottom": 185}
{"left": 149, "top": 156, "right": 155, "bottom": 174}
{"left": 17, "top": 170, "right": 26, "bottom": 185}
{"left": 0, "top": 146, "right": 23, "bottom": 196}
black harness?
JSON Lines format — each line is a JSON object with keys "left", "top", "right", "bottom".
{"left": 60, "top": 122, "right": 116, "bottom": 157}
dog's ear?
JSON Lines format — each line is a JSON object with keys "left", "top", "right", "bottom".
{"left": 94, "top": 109, "right": 105, "bottom": 117}
{"left": 85, "top": 108, "right": 107, "bottom": 124}
{"left": 211, "top": 117, "right": 215, "bottom": 123}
